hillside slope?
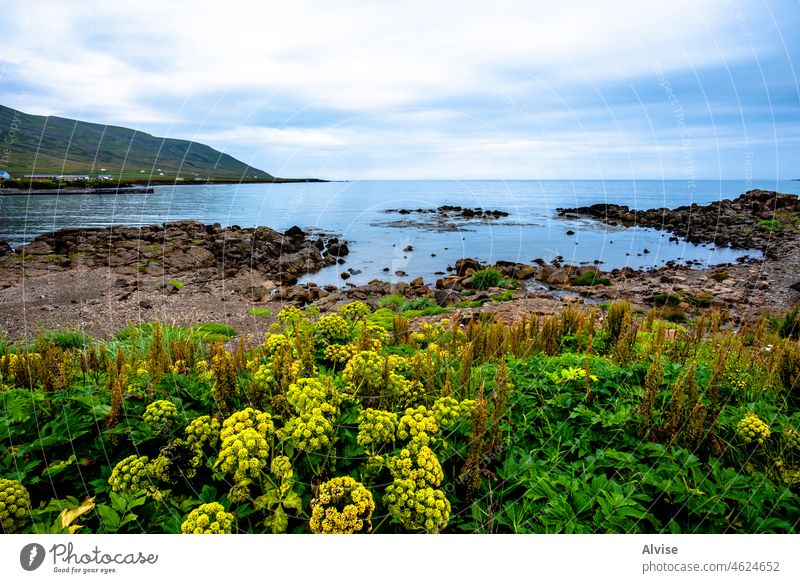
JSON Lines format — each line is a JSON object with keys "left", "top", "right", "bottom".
{"left": 0, "top": 105, "right": 274, "bottom": 181}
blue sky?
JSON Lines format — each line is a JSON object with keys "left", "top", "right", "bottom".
{"left": 1, "top": 0, "right": 798, "bottom": 179}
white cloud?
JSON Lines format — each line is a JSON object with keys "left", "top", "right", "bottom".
{"left": 0, "top": 0, "right": 794, "bottom": 178}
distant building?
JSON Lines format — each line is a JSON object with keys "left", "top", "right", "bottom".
{"left": 58, "top": 175, "right": 90, "bottom": 181}
{"left": 25, "top": 174, "right": 61, "bottom": 180}
{"left": 97, "top": 175, "right": 113, "bottom": 181}
{"left": 0, "top": 170, "right": 10, "bottom": 180}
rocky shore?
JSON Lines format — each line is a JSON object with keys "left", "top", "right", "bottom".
{"left": 0, "top": 190, "right": 798, "bottom": 342}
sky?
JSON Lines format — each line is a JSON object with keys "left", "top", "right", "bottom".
{"left": 0, "top": 0, "right": 798, "bottom": 180}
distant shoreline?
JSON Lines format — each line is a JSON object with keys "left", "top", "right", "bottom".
{"left": 0, "top": 177, "right": 328, "bottom": 195}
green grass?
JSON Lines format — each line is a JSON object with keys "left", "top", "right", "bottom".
{"left": 377, "top": 294, "right": 407, "bottom": 311}
{"left": 367, "top": 308, "right": 396, "bottom": 330}
{"left": 38, "top": 330, "right": 92, "bottom": 350}
{"left": 167, "top": 279, "right": 185, "bottom": 290}
{"left": 403, "top": 306, "right": 449, "bottom": 318}
{"left": 651, "top": 293, "right": 681, "bottom": 307}
{"left": 756, "top": 219, "right": 783, "bottom": 233}
{"left": 188, "top": 323, "right": 238, "bottom": 340}
{"left": 571, "top": 272, "right": 612, "bottom": 286}
{"left": 248, "top": 308, "right": 273, "bottom": 317}
{"left": 471, "top": 269, "right": 503, "bottom": 290}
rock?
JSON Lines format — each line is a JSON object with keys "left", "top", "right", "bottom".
{"left": 455, "top": 258, "right": 481, "bottom": 276}
{"left": 326, "top": 240, "right": 349, "bottom": 257}
{"left": 340, "top": 272, "right": 351, "bottom": 280}
{"left": 0, "top": 240, "right": 12, "bottom": 260}
{"left": 403, "top": 245, "right": 414, "bottom": 252}
{"left": 434, "top": 288, "right": 461, "bottom": 307}
{"left": 547, "top": 269, "right": 571, "bottom": 286}
{"left": 566, "top": 230, "right": 575, "bottom": 236}
{"left": 139, "top": 299, "right": 153, "bottom": 309}
{"left": 283, "top": 225, "right": 305, "bottom": 241}
{"left": 410, "top": 276, "right": 424, "bottom": 287}
{"left": 791, "top": 281, "right": 800, "bottom": 293}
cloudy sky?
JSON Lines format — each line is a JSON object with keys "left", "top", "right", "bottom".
{"left": 1, "top": 0, "right": 798, "bottom": 180}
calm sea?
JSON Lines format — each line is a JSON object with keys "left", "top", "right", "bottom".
{"left": 1, "top": 180, "right": 796, "bottom": 286}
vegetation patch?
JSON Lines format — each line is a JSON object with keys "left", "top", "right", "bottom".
{"left": 1, "top": 301, "right": 799, "bottom": 535}
{"left": 571, "top": 272, "right": 612, "bottom": 286}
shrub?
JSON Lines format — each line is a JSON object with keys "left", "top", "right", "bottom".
{"left": 756, "top": 219, "right": 782, "bottom": 232}
{"left": 39, "top": 329, "right": 91, "bottom": 350}
{"left": 471, "top": 269, "right": 503, "bottom": 290}
{"left": 189, "top": 323, "right": 238, "bottom": 339}
{"left": 248, "top": 308, "right": 273, "bottom": 317}
{"left": 651, "top": 293, "right": 681, "bottom": 307}
{"left": 779, "top": 307, "right": 800, "bottom": 340}
{"left": 377, "top": 294, "right": 407, "bottom": 311}
{"left": 571, "top": 272, "right": 612, "bottom": 286}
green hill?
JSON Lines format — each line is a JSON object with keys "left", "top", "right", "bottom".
{"left": 0, "top": 105, "right": 275, "bottom": 182}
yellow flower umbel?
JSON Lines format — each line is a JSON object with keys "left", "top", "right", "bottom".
{"left": 338, "top": 301, "right": 372, "bottom": 321}
{"left": 0, "top": 478, "right": 31, "bottom": 533}
{"left": 384, "top": 440, "right": 450, "bottom": 532}
{"left": 397, "top": 406, "right": 440, "bottom": 441}
{"left": 270, "top": 455, "right": 294, "bottom": 480}
{"left": 286, "top": 377, "right": 341, "bottom": 415}
{"left": 219, "top": 408, "right": 275, "bottom": 442}
{"left": 142, "top": 400, "right": 178, "bottom": 428}
{"left": 281, "top": 410, "right": 334, "bottom": 452}
{"left": 432, "top": 396, "right": 476, "bottom": 428}
{"left": 263, "top": 333, "right": 290, "bottom": 357}
{"left": 217, "top": 428, "right": 270, "bottom": 485}
{"left": 181, "top": 502, "right": 235, "bottom": 534}
{"left": 108, "top": 455, "right": 152, "bottom": 493}
{"left": 784, "top": 427, "right": 800, "bottom": 453}
{"left": 342, "top": 350, "right": 387, "bottom": 394}
{"left": 319, "top": 313, "right": 351, "bottom": 341}
{"left": 323, "top": 343, "right": 359, "bottom": 366}
{"left": 277, "top": 306, "right": 305, "bottom": 327}
{"left": 309, "top": 477, "right": 375, "bottom": 534}
{"left": 737, "top": 413, "right": 771, "bottom": 445}
{"left": 184, "top": 415, "right": 221, "bottom": 451}
{"left": 357, "top": 408, "right": 397, "bottom": 448}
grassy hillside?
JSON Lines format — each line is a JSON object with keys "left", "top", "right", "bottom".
{"left": 0, "top": 105, "right": 274, "bottom": 181}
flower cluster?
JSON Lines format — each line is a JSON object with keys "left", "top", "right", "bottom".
{"left": 357, "top": 408, "right": 397, "bottom": 448}
{"left": 784, "top": 427, "right": 800, "bottom": 453}
{"left": 384, "top": 439, "right": 450, "bottom": 532}
{"left": 397, "top": 406, "right": 440, "bottom": 441}
{"left": 389, "top": 442, "right": 444, "bottom": 488}
{"left": 383, "top": 478, "right": 450, "bottom": 533}
{"left": 388, "top": 374, "right": 424, "bottom": 408}
{"left": 323, "top": 343, "right": 359, "bottom": 365}
{"left": 184, "top": 415, "right": 221, "bottom": 451}
{"left": 220, "top": 408, "right": 275, "bottom": 442}
{"left": 270, "top": 455, "right": 294, "bottom": 480}
{"left": 109, "top": 455, "right": 152, "bottom": 493}
{"left": 264, "top": 333, "right": 290, "bottom": 357}
{"left": 342, "top": 350, "right": 386, "bottom": 393}
{"left": 309, "top": 477, "right": 375, "bottom": 534}
{"left": 318, "top": 313, "right": 351, "bottom": 340}
{"left": 366, "top": 325, "right": 391, "bottom": 348}
{"left": 216, "top": 427, "right": 270, "bottom": 484}
{"left": 338, "top": 301, "right": 372, "bottom": 321}
{"left": 281, "top": 411, "right": 334, "bottom": 452}
{"left": 181, "top": 502, "right": 234, "bottom": 534}
{"left": 737, "top": 413, "right": 771, "bottom": 445}
{"left": 286, "top": 377, "right": 341, "bottom": 415}
{"left": 143, "top": 400, "right": 178, "bottom": 427}
{"left": 432, "top": 397, "right": 476, "bottom": 427}
{"left": 0, "top": 479, "right": 30, "bottom": 533}
{"left": 252, "top": 362, "right": 276, "bottom": 392}
{"left": 277, "top": 306, "right": 305, "bottom": 327}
